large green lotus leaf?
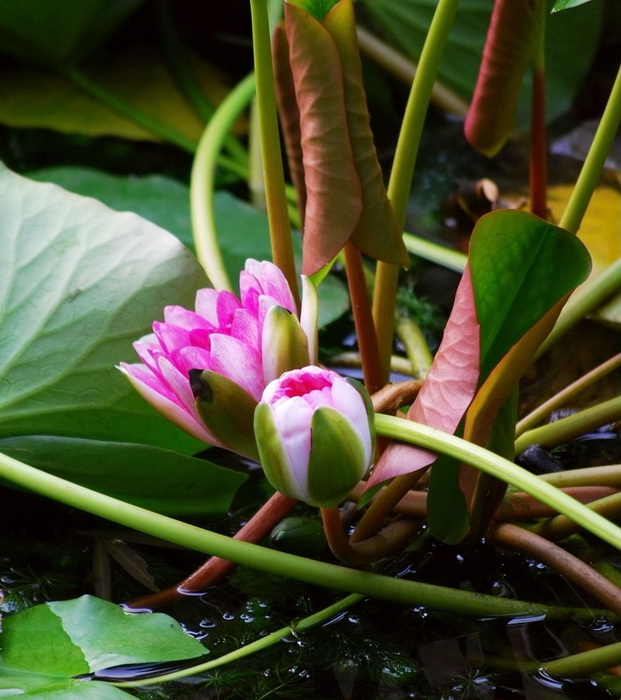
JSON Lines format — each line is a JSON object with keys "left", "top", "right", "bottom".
{"left": 0, "top": 46, "right": 233, "bottom": 142}
{"left": 28, "top": 168, "right": 195, "bottom": 250}
{"left": 469, "top": 209, "right": 591, "bottom": 379}
{"left": 359, "top": 0, "right": 603, "bottom": 126}
{"left": 0, "top": 595, "right": 204, "bottom": 699}
{"left": 0, "top": 0, "right": 144, "bottom": 66}
{"left": 27, "top": 167, "right": 350, "bottom": 327}
{"left": 0, "top": 164, "right": 208, "bottom": 452}
{"left": 0, "top": 436, "right": 246, "bottom": 516}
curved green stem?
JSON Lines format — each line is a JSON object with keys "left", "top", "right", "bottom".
{"left": 115, "top": 593, "right": 364, "bottom": 688}
{"left": 0, "top": 450, "right": 587, "bottom": 620}
{"left": 374, "top": 414, "right": 621, "bottom": 550}
{"left": 516, "top": 352, "right": 621, "bottom": 435}
{"left": 249, "top": 0, "right": 299, "bottom": 307}
{"left": 514, "top": 395, "right": 621, "bottom": 453}
{"left": 373, "top": 0, "right": 462, "bottom": 380}
{"left": 403, "top": 232, "right": 467, "bottom": 272}
{"left": 190, "top": 73, "right": 256, "bottom": 289}
{"left": 560, "top": 61, "right": 621, "bottom": 235}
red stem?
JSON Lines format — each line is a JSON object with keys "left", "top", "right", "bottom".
{"left": 344, "top": 242, "right": 384, "bottom": 394}
{"left": 128, "top": 492, "right": 296, "bottom": 609}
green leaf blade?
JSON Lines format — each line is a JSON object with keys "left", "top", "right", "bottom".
{"left": 469, "top": 209, "right": 592, "bottom": 379}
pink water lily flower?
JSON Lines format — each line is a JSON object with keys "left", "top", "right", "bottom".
{"left": 255, "top": 366, "right": 375, "bottom": 507}
{"left": 119, "top": 260, "right": 315, "bottom": 454}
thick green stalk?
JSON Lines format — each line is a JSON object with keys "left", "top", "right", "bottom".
{"left": 373, "top": 0, "right": 461, "bottom": 380}
{"left": 191, "top": 73, "right": 256, "bottom": 290}
{"left": 542, "top": 640, "right": 621, "bottom": 679}
{"left": 403, "top": 232, "right": 467, "bottom": 272}
{"left": 560, "top": 61, "right": 621, "bottom": 235}
{"left": 374, "top": 414, "right": 621, "bottom": 551}
{"left": 249, "top": 0, "right": 299, "bottom": 307}
{"left": 0, "top": 450, "right": 583, "bottom": 619}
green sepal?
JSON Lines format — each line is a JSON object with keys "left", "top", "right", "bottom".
{"left": 190, "top": 369, "right": 259, "bottom": 461}
{"left": 345, "top": 376, "right": 376, "bottom": 451}
{"left": 307, "top": 405, "right": 367, "bottom": 507}
{"left": 254, "top": 401, "right": 299, "bottom": 498}
{"left": 262, "top": 305, "right": 310, "bottom": 383}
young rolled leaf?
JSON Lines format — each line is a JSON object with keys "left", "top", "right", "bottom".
{"left": 276, "top": 0, "right": 408, "bottom": 274}
{"left": 464, "top": 0, "right": 541, "bottom": 156}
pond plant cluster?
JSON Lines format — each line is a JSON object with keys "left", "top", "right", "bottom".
{"left": 0, "top": 0, "right": 621, "bottom": 698}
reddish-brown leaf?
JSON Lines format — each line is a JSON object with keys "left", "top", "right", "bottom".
{"left": 323, "top": 0, "right": 408, "bottom": 266}
{"left": 367, "top": 266, "right": 480, "bottom": 487}
{"left": 273, "top": 24, "right": 307, "bottom": 225}
{"left": 464, "top": 0, "right": 540, "bottom": 157}
{"left": 284, "top": 2, "right": 362, "bottom": 274}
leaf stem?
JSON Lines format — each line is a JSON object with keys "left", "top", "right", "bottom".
{"left": 514, "top": 395, "right": 621, "bottom": 453}
{"left": 190, "top": 73, "right": 256, "bottom": 290}
{"left": 373, "top": 0, "right": 461, "bottom": 380}
{"left": 537, "top": 256, "right": 621, "bottom": 356}
{"left": 249, "top": 0, "right": 299, "bottom": 306}
{"left": 0, "top": 450, "right": 586, "bottom": 619}
{"left": 516, "top": 352, "right": 621, "bottom": 435}
{"left": 490, "top": 522, "right": 621, "bottom": 616}
{"left": 373, "top": 414, "right": 621, "bottom": 550}
{"left": 560, "top": 61, "right": 621, "bottom": 235}
{"left": 130, "top": 492, "right": 296, "bottom": 609}
{"left": 343, "top": 243, "right": 384, "bottom": 393}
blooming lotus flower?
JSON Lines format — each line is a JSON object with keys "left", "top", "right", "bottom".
{"left": 119, "top": 260, "right": 317, "bottom": 458}
{"left": 254, "top": 366, "right": 375, "bottom": 507}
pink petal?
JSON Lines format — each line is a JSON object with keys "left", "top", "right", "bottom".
{"left": 153, "top": 322, "right": 191, "bottom": 354}
{"left": 118, "top": 363, "right": 212, "bottom": 443}
{"left": 195, "top": 288, "right": 221, "bottom": 325}
{"left": 368, "top": 265, "right": 480, "bottom": 487}
{"left": 273, "top": 396, "right": 313, "bottom": 496}
{"left": 164, "top": 305, "right": 213, "bottom": 331}
{"left": 209, "top": 334, "right": 263, "bottom": 400}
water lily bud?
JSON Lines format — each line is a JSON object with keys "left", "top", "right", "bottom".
{"left": 254, "top": 366, "right": 375, "bottom": 507}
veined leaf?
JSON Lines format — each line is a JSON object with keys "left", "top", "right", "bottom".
{"left": 367, "top": 266, "right": 480, "bottom": 486}
{"left": 0, "top": 165, "right": 208, "bottom": 452}
{"left": 0, "top": 596, "right": 204, "bottom": 699}
{"left": 469, "top": 210, "right": 591, "bottom": 379}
